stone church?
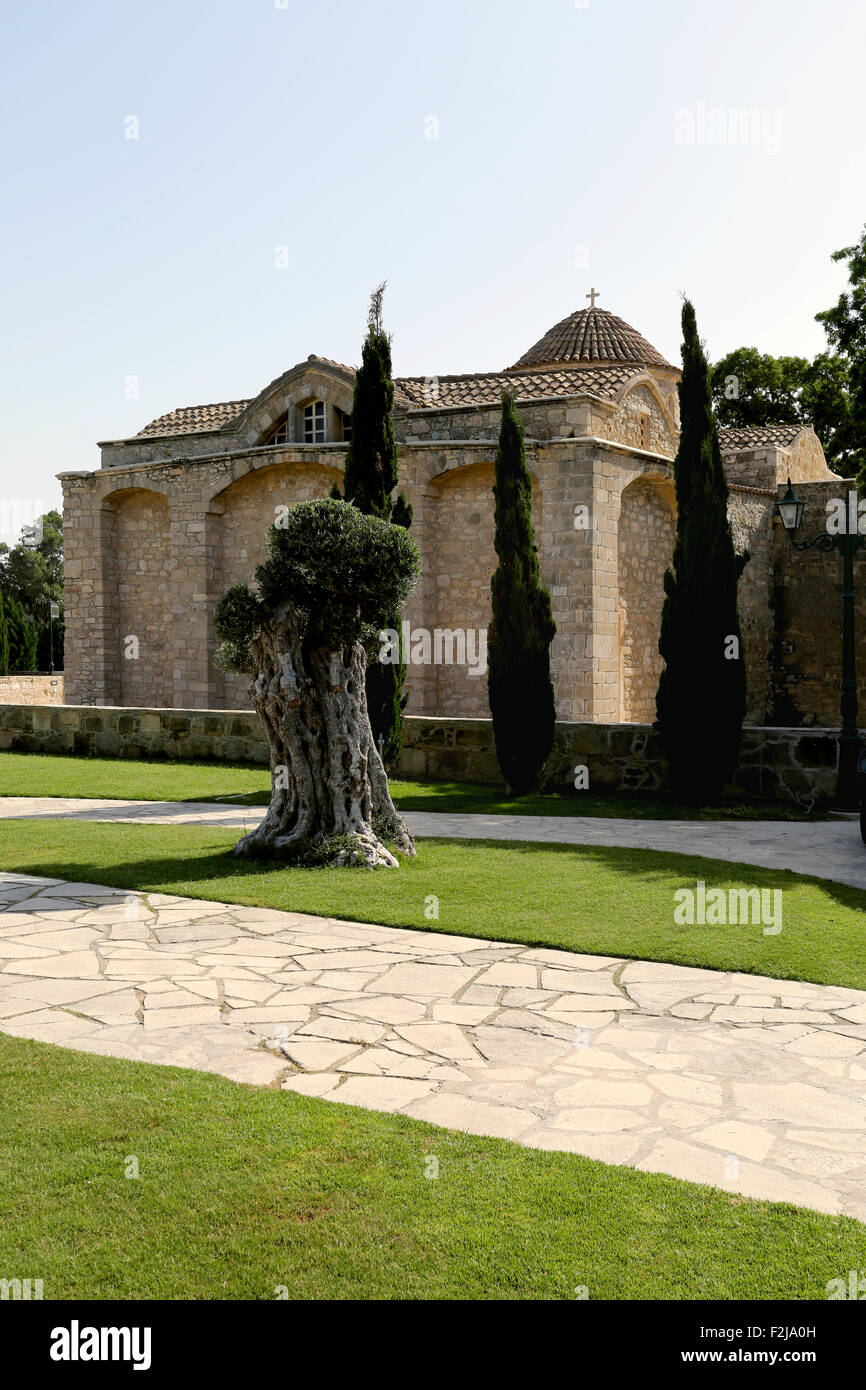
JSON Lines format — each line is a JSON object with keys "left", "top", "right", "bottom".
{"left": 60, "top": 302, "right": 838, "bottom": 727}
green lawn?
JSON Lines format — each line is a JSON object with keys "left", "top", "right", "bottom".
{"left": 0, "top": 750, "right": 827, "bottom": 820}
{"left": 0, "top": 1033, "right": 861, "bottom": 1300}
{"left": 1, "top": 818, "right": 864, "bottom": 990}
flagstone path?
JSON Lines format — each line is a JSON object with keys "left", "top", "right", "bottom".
{"left": 1, "top": 797, "right": 865, "bottom": 892}
{"left": 2, "top": 870, "right": 866, "bottom": 1221}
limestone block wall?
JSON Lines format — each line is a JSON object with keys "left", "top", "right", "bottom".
{"left": 110, "top": 488, "right": 173, "bottom": 707}
{"left": 535, "top": 444, "right": 595, "bottom": 722}
{"left": 61, "top": 434, "right": 594, "bottom": 724}
{"left": 788, "top": 427, "right": 835, "bottom": 483}
{"left": 0, "top": 703, "right": 269, "bottom": 763}
{"left": 419, "top": 459, "right": 498, "bottom": 717}
{"left": 616, "top": 473, "right": 676, "bottom": 722}
{"left": 596, "top": 383, "right": 675, "bottom": 456}
{"left": 0, "top": 704, "right": 844, "bottom": 804}
{"left": 729, "top": 490, "right": 775, "bottom": 724}
{"left": 0, "top": 675, "right": 64, "bottom": 705}
{"left": 769, "top": 477, "right": 866, "bottom": 727}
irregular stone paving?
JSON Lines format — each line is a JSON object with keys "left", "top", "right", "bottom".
{"left": 1, "top": 798, "right": 865, "bottom": 892}
{"left": 2, "top": 871, "right": 866, "bottom": 1221}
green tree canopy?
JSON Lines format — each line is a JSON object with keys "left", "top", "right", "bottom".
{"left": 214, "top": 498, "right": 420, "bottom": 671}
{"left": 710, "top": 348, "right": 852, "bottom": 473}
{"left": 0, "top": 509, "right": 63, "bottom": 671}
{"left": 710, "top": 227, "right": 866, "bottom": 477}
{"left": 815, "top": 225, "right": 866, "bottom": 484}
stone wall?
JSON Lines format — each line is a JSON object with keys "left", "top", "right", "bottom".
{"left": 729, "top": 489, "right": 775, "bottom": 724}
{"left": 62, "top": 418, "right": 677, "bottom": 725}
{"left": 617, "top": 474, "right": 676, "bottom": 721}
{"left": 0, "top": 675, "right": 64, "bottom": 706}
{"left": 0, "top": 703, "right": 269, "bottom": 764}
{"left": 769, "top": 478, "right": 866, "bottom": 728}
{"left": 401, "top": 716, "right": 841, "bottom": 804}
{"left": 60, "top": 355, "right": 841, "bottom": 733}
{"left": 0, "top": 704, "right": 845, "bottom": 804}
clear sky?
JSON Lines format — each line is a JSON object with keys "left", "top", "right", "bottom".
{"left": 2, "top": 0, "right": 865, "bottom": 529}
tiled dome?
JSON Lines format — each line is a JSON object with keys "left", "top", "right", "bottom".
{"left": 509, "top": 306, "right": 674, "bottom": 370}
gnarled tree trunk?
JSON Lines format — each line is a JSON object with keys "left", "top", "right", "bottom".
{"left": 234, "top": 606, "right": 415, "bottom": 868}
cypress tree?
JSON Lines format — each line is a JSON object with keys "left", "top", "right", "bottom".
{"left": 488, "top": 389, "right": 556, "bottom": 794}
{"left": 656, "top": 298, "right": 747, "bottom": 800}
{"left": 341, "top": 283, "right": 413, "bottom": 766}
{"left": 0, "top": 592, "right": 9, "bottom": 677}
{"left": 5, "top": 595, "right": 38, "bottom": 672}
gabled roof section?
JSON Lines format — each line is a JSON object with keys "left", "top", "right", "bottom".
{"left": 129, "top": 332, "right": 676, "bottom": 442}
{"left": 718, "top": 424, "right": 805, "bottom": 453}
{"left": 394, "top": 363, "right": 638, "bottom": 409}
{"left": 509, "top": 306, "right": 675, "bottom": 371}
{"left": 135, "top": 400, "right": 251, "bottom": 439}
{"left": 132, "top": 361, "right": 649, "bottom": 440}
{"left": 133, "top": 356, "right": 358, "bottom": 441}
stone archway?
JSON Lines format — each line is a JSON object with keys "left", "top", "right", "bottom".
{"left": 103, "top": 488, "right": 173, "bottom": 707}
{"left": 617, "top": 473, "right": 676, "bottom": 722}
{"left": 210, "top": 459, "right": 341, "bottom": 706}
{"left": 422, "top": 461, "right": 542, "bottom": 717}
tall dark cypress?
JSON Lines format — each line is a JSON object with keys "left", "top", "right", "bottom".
{"left": 656, "top": 298, "right": 746, "bottom": 800}
{"left": 488, "top": 389, "right": 556, "bottom": 793}
{"left": 0, "top": 592, "right": 9, "bottom": 677}
{"left": 340, "top": 283, "right": 413, "bottom": 766}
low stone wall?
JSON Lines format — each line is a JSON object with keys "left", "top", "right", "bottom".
{"left": 401, "top": 717, "right": 841, "bottom": 804}
{"left": 0, "top": 703, "right": 269, "bottom": 764}
{"left": 0, "top": 675, "right": 64, "bottom": 706}
{"left": 0, "top": 704, "right": 847, "bottom": 805}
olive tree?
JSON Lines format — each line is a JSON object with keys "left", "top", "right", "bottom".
{"left": 215, "top": 497, "right": 420, "bottom": 867}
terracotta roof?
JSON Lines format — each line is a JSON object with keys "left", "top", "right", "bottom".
{"left": 395, "top": 364, "right": 640, "bottom": 409}
{"left": 133, "top": 361, "right": 650, "bottom": 439}
{"left": 136, "top": 400, "right": 251, "bottom": 439}
{"left": 718, "top": 424, "right": 804, "bottom": 452}
{"left": 509, "top": 306, "right": 675, "bottom": 370}
{"left": 134, "top": 356, "right": 358, "bottom": 440}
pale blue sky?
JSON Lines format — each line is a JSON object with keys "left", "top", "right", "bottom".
{"left": 1, "top": 0, "right": 865, "bottom": 526}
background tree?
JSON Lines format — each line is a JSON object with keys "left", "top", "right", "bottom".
{"left": 815, "top": 225, "right": 866, "bottom": 484}
{"left": 0, "top": 509, "right": 64, "bottom": 670}
{"left": 710, "top": 227, "right": 866, "bottom": 478}
{"left": 710, "top": 348, "right": 852, "bottom": 474}
{"left": 3, "top": 594, "right": 39, "bottom": 672}
{"left": 0, "top": 592, "right": 9, "bottom": 677}
{"left": 657, "top": 300, "right": 746, "bottom": 801}
{"left": 487, "top": 389, "right": 556, "bottom": 794}
{"left": 214, "top": 497, "right": 420, "bottom": 868}
{"left": 335, "top": 283, "right": 413, "bottom": 766}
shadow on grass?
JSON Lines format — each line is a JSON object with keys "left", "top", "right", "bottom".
{"left": 7, "top": 832, "right": 866, "bottom": 914}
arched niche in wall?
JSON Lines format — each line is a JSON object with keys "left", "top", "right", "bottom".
{"left": 208, "top": 458, "right": 341, "bottom": 706}
{"left": 102, "top": 486, "right": 173, "bottom": 708}
{"left": 422, "top": 459, "right": 542, "bottom": 718}
{"left": 616, "top": 472, "right": 676, "bottom": 722}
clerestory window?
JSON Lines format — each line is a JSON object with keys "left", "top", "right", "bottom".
{"left": 265, "top": 415, "right": 290, "bottom": 445}
{"left": 304, "top": 401, "right": 326, "bottom": 443}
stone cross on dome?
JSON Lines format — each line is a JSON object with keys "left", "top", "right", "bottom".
{"left": 585, "top": 287, "right": 600, "bottom": 308}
